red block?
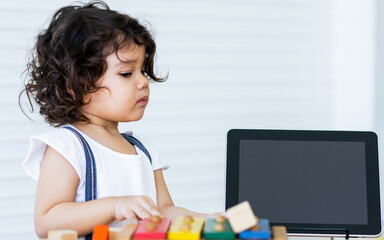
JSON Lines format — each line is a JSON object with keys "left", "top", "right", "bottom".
{"left": 92, "top": 225, "right": 109, "bottom": 240}
{"left": 134, "top": 217, "right": 171, "bottom": 239}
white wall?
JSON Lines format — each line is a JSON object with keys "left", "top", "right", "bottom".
{"left": 332, "top": 0, "right": 376, "bottom": 130}
{"left": 0, "top": 0, "right": 379, "bottom": 239}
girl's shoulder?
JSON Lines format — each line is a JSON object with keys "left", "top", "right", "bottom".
{"left": 121, "top": 131, "right": 169, "bottom": 171}
{"left": 30, "top": 127, "right": 86, "bottom": 156}
{"left": 35, "top": 126, "right": 82, "bottom": 141}
{"left": 23, "top": 126, "right": 86, "bottom": 180}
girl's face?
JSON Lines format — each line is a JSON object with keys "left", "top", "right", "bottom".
{"left": 80, "top": 44, "right": 150, "bottom": 125}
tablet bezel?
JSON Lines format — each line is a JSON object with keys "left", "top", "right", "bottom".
{"left": 226, "top": 129, "right": 381, "bottom": 237}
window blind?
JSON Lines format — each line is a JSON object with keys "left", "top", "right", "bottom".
{"left": 0, "top": 0, "right": 337, "bottom": 238}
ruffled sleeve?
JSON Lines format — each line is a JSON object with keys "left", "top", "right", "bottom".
{"left": 23, "top": 128, "right": 86, "bottom": 180}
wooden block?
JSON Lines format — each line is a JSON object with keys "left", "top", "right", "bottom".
{"left": 108, "top": 227, "right": 122, "bottom": 240}
{"left": 203, "top": 217, "right": 235, "bottom": 239}
{"left": 134, "top": 217, "right": 171, "bottom": 239}
{"left": 168, "top": 216, "right": 205, "bottom": 240}
{"left": 118, "top": 224, "right": 138, "bottom": 240}
{"left": 93, "top": 225, "right": 109, "bottom": 240}
{"left": 48, "top": 229, "right": 77, "bottom": 240}
{"left": 239, "top": 219, "right": 270, "bottom": 239}
{"left": 271, "top": 226, "right": 288, "bottom": 240}
{"left": 226, "top": 201, "right": 257, "bottom": 233}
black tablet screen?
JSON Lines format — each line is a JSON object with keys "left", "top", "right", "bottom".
{"left": 238, "top": 139, "right": 368, "bottom": 225}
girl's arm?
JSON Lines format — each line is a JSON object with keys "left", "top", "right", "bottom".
{"left": 154, "top": 169, "right": 219, "bottom": 220}
{"left": 35, "top": 146, "right": 160, "bottom": 238}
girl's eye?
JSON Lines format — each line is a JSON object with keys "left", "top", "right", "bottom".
{"left": 120, "top": 73, "right": 131, "bottom": 78}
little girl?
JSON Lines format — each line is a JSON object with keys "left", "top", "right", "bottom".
{"left": 20, "top": 1, "right": 213, "bottom": 239}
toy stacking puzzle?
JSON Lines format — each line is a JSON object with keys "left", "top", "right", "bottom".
{"left": 135, "top": 216, "right": 171, "bottom": 239}
{"left": 42, "top": 201, "right": 287, "bottom": 240}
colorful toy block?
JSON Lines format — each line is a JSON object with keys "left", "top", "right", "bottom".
{"left": 92, "top": 225, "right": 109, "bottom": 240}
{"left": 239, "top": 219, "right": 271, "bottom": 239}
{"left": 226, "top": 201, "right": 258, "bottom": 233}
{"left": 47, "top": 229, "right": 78, "bottom": 240}
{"left": 43, "top": 213, "right": 286, "bottom": 240}
{"left": 271, "top": 226, "right": 288, "bottom": 240}
{"left": 168, "top": 216, "right": 205, "bottom": 240}
{"left": 108, "top": 227, "right": 122, "bottom": 240}
{"left": 118, "top": 224, "right": 138, "bottom": 240}
{"left": 203, "top": 216, "right": 235, "bottom": 239}
{"left": 134, "top": 217, "right": 171, "bottom": 239}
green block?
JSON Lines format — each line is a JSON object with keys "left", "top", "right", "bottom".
{"left": 203, "top": 218, "right": 235, "bottom": 239}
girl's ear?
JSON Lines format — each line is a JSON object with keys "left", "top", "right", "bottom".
{"left": 82, "top": 94, "right": 91, "bottom": 104}
{"left": 66, "top": 85, "right": 91, "bottom": 104}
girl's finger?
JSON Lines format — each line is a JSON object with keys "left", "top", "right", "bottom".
{"left": 131, "top": 203, "right": 151, "bottom": 219}
{"left": 125, "top": 209, "right": 140, "bottom": 224}
{"left": 140, "top": 197, "right": 161, "bottom": 216}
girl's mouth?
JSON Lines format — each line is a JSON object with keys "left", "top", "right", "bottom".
{"left": 137, "top": 96, "right": 148, "bottom": 104}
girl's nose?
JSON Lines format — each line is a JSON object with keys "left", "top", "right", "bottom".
{"left": 137, "top": 74, "right": 149, "bottom": 89}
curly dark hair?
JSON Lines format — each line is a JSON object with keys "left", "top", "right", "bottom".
{"left": 19, "top": 1, "right": 166, "bottom": 126}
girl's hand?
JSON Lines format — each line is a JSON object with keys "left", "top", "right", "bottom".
{"left": 206, "top": 212, "right": 226, "bottom": 219}
{"left": 113, "top": 196, "right": 162, "bottom": 223}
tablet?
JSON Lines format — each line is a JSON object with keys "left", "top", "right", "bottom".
{"left": 226, "top": 129, "right": 381, "bottom": 237}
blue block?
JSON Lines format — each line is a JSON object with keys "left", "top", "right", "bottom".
{"left": 239, "top": 219, "right": 271, "bottom": 239}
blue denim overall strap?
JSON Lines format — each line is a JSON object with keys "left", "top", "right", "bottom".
{"left": 63, "top": 126, "right": 97, "bottom": 201}
{"left": 63, "top": 126, "right": 96, "bottom": 240}
{"left": 121, "top": 133, "right": 152, "bottom": 164}
{"left": 64, "top": 126, "right": 152, "bottom": 240}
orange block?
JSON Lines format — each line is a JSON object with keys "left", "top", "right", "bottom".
{"left": 92, "top": 225, "right": 109, "bottom": 240}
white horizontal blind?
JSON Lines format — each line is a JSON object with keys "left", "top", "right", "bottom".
{"left": 0, "top": 2, "right": 54, "bottom": 239}
{"left": 122, "top": 0, "right": 334, "bottom": 212}
{"left": 0, "top": 0, "right": 334, "bottom": 239}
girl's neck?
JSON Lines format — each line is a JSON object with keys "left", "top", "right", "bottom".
{"left": 72, "top": 121, "right": 137, "bottom": 155}
{"left": 73, "top": 121, "right": 120, "bottom": 137}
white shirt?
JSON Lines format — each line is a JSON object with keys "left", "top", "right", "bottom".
{"left": 23, "top": 125, "right": 169, "bottom": 235}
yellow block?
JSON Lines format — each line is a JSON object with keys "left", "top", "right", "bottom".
{"left": 168, "top": 217, "right": 205, "bottom": 240}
